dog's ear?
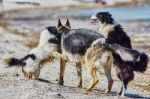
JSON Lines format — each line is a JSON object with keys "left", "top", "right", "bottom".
{"left": 106, "top": 12, "right": 112, "bottom": 23}
{"left": 102, "top": 12, "right": 112, "bottom": 24}
{"left": 57, "top": 19, "right": 62, "bottom": 30}
{"left": 105, "top": 12, "right": 111, "bottom": 17}
{"left": 65, "top": 18, "right": 71, "bottom": 29}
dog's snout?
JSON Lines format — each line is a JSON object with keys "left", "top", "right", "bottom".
{"left": 90, "top": 15, "right": 99, "bottom": 25}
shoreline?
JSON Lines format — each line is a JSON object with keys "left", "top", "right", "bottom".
{"left": 1, "top": 0, "right": 150, "bottom": 13}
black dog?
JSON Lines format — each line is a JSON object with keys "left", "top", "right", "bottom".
{"left": 91, "top": 12, "right": 148, "bottom": 96}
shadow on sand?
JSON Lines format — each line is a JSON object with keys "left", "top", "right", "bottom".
{"left": 125, "top": 93, "right": 150, "bottom": 99}
{"left": 36, "top": 78, "right": 51, "bottom": 83}
{"left": 36, "top": 78, "right": 150, "bottom": 99}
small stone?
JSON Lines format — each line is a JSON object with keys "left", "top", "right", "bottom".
{"left": 52, "top": 92, "right": 64, "bottom": 98}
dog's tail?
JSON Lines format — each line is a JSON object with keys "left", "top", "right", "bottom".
{"left": 106, "top": 43, "right": 149, "bottom": 72}
{"left": 1, "top": 55, "right": 26, "bottom": 67}
{"left": 132, "top": 52, "right": 148, "bottom": 72}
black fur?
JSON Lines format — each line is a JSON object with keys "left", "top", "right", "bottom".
{"left": 48, "top": 26, "right": 70, "bottom": 45}
{"left": 8, "top": 54, "right": 36, "bottom": 67}
{"left": 103, "top": 23, "right": 135, "bottom": 91}
{"left": 95, "top": 12, "right": 148, "bottom": 95}
{"left": 48, "top": 36, "right": 59, "bottom": 44}
{"left": 126, "top": 52, "right": 148, "bottom": 72}
{"left": 106, "top": 44, "right": 148, "bottom": 73}
{"left": 96, "top": 12, "right": 113, "bottom": 24}
{"left": 106, "top": 25, "right": 132, "bottom": 48}
{"left": 20, "top": 54, "right": 36, "bottom": 61}
{"left": 46, "top": 26, "right": 57, "bottom": 35}
{"left": 8, "top": 57, "right": 26, "bottom": 66}
{"left": 63, "top": 29, "right": 103, "bottom": 55}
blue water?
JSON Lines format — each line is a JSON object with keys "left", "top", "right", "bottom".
{"left": 59, "top": 5, "right": 150, "bottom": 20}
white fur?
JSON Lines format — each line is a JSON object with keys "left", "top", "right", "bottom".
{"left": 91, "top": 38, "right": 106, "bottom": 47}
{"left": 91, "top": 15, "right": 118, "bottom": 38}
{"left": 24, "top": 29, "right": 61, "bottom": 75}
{"left": 115, "top": 49, "right": 134, "bottom": 61}
{"left": 98, "top": 19, "right": 119, "bottom": 38}
{"left": 90, "top": 15, "right": 100, "bottom": 25}
{"left": 98, "top": 23, "right": 115, "bottom": 38}
{"left": 92, "top": 38, "right": 135, "bottom": 62}
{"left": 91, "top": 15, "right": 98, "bottom": 20}
{"left": 38, "top": 29, "right": 55, "bottom": 47}
{"left": 24, "top": 44, "right": 60, "bottom": 73}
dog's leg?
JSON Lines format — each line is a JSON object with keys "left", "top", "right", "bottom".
{"left": 76, "top": 62, "right": 82, "bottom": 88}
{"left": 118, "top": 72, "right": 127, "bottom": 96}
{"left": 93, "top": 67, "right": 99, "bottom": 87}
{"left": 118, "top": 67, "right": 134, "bottom": 96}
{"left": 86, "top": 65, "right": 98, "bottom": 91}
{"left": 58, "top": 57, "right": 67, "bottom": 85}
{"left": 115, "top": 66, "right": 126, "bottom": 96}
{"left": 102, "top": 65, "right": 114, "bottom": 93}
{"left": 102, "top": 55, "right": 114, "bottom": 94}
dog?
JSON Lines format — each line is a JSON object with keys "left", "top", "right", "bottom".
{"left": 60, "top": 29, "right": 105, "bottom": 88}
{"left": 37, "top": 19, "right": 114, "bottom": 92}
{"left": 48, "top": 22, "right": 116, "bottom": 92}
{"left": 85, "top": 38, "right": 148, "bottom": 93}
{"left": 1, "top": 19, "right": 70, "bottom": 79}
{"left": 90, "top": 12, "right": 148, "bottom": 95}
{"left": 85, "top": 39, "right": 113, "bottom": 93}
{"left": 2, "top": 19, "right": 108, "bottom": 90}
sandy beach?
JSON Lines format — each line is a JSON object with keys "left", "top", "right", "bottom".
{"left": 0, "top": 1, "right": 150, "bottom": 99}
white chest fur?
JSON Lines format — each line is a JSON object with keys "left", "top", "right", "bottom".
{"left": 98, "top": 20, "right": 121, "bottom": 38}
{"left": 99, "top": 23, "right": 115, "bottom": 38}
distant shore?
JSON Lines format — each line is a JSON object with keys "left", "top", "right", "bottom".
{"left": 0, "top": 0, "right": 150, "bottom": 13}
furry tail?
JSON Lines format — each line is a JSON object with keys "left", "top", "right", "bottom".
{"left": 124, "top": 52, "right": 148, "bottom": 72}
{"left": 106, "top": 43, "right": 148, "bottom": 72}
{"left": 132, "top": 52, "right": 148, "bottom": 72}
{"left": 1, "top": 55, "right": 25, "bottom": 66}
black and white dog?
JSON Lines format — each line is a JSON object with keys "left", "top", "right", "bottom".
{"left": 90, "top": 12, "right": 148, "bottom": 96}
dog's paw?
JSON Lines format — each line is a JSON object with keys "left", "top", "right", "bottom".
{"left": 22, "top": 66, "right": 40, "bottom": 80}
{"left": 85, "top": 87, "right": 92, "bottom": 91}
{"left": 58, "top": 80, "right": 64, "bottom": 86}
{"left": 104, "top": 89, "right": 111, "bottom": 94}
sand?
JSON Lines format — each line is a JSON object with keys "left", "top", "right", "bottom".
{"left": 0, "top": 3, "right": 150, "bottom": 99}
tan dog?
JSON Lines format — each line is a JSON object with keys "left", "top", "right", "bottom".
{"left": 85, "top": 37, "right": 148, "bottom": 95}
{"left": 85, "top": 39, "right": 113, "bottom": 93}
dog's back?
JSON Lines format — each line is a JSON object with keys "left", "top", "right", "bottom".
{"left": 62, "top": 29, "right": 104, "bottom": 62}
